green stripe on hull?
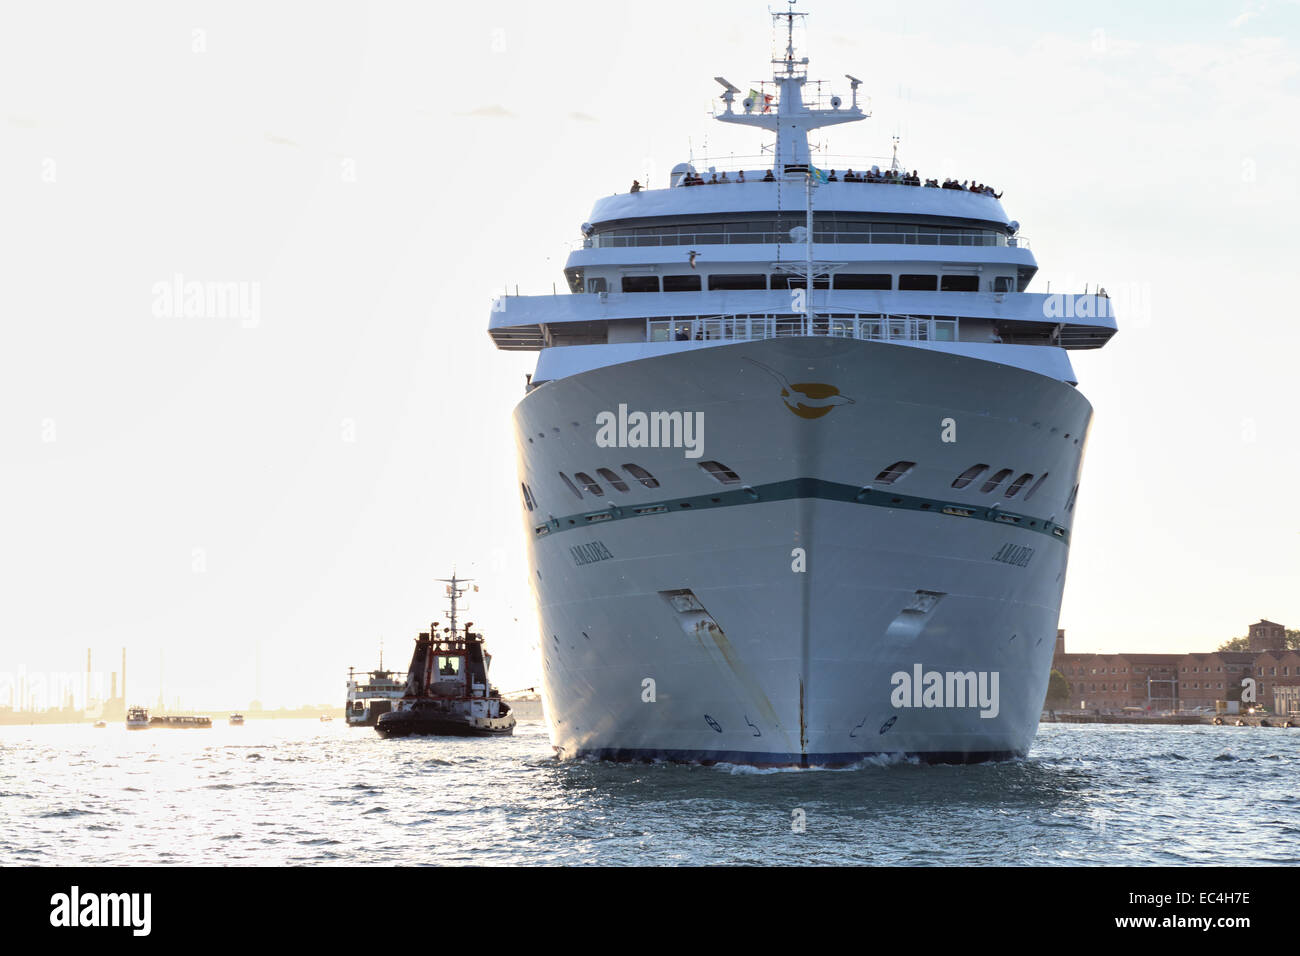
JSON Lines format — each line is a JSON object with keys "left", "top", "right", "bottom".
{"left": 534, "top": 477, "right": 1070, "bottom": 544}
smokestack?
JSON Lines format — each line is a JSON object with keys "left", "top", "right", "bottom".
{"left": 111, "top": 672, "right": 117, "bottom": 701}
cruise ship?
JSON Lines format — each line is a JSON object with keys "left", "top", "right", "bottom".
{"left": 488, "top": 5, "right": 1115, "bottom": 766}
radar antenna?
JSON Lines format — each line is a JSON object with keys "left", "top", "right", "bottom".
{"left": 713, "top": 1, "right": 866, "bottom": 173}
{"left": 435, "top": 573, "right": 474, "bottom": 639}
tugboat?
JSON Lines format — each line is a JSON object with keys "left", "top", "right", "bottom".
{"left": 375, "top": 575, "right": 516, "bottom": 738}
{"left": 125, "top": 706, "right": 150, "bottom": 730}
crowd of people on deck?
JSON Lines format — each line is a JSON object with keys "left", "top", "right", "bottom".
{"left": 647, "top": 166, "right": 1002, "bottom": 198}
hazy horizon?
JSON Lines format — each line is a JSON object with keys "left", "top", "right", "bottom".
{"left": 3, "top": 0, "right": 1297, "bottom": 710}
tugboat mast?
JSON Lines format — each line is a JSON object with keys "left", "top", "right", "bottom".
{"left": 437, "top": 574, "right": 473, "bottom": 639}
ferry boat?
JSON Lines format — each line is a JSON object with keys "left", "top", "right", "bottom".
{"left": 229, "top": 713, "right": 245, "bottom": 726}
{"left": 125, "top": 706, "right": 150, "bottom": 730}
{"left": 344, "top": 646, "right": 406, "bottom": 727}
{"left": 487, "top": 4, "right": 1115, "bottom": 766}
{"left": 375, "top": 576, "right": 516, "bottom": 738}
{"left": 149, "top": 714, "right": 212, "bottom": 729}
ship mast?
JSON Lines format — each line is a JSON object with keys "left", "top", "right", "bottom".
{"left": 713, "top": 2, "right": 867, "bottom": 333}
{"left": 713, "top": 1, "right": 865, "bottom": 172}
{"left": 437, "top": 574, "right": 473, "bottom": 640}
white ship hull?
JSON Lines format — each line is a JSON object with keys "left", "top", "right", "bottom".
{"left": 516, "top": 337, "right": 1091, "bottom": 765}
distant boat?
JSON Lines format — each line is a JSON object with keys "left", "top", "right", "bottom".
{"left": 319, "top": 715, "right": 333, "bottom": 722}
{"left": 228, "top": 713, "right": 245, "bottom": 726}
{"left": 92, "top": 720, "right": 107, "bottom": 729}
{"left": 149, "top": 714, "right": 212, "bottom": 729}
{"left": 376, "top": 575, "right": 516, "bottom": 739}
{"left": 344, "top": 642, "right": 406, "bottom": 728}
{"left": 125, "top": 706, "right": 150, "bottom": 730}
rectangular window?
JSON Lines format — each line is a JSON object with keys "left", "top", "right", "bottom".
{"left": 993, "top": 276, "right": 1015, "bottom": 293}
{"left": 663, "top": 274, "right": 702, "bottom": 292}
{"left": 708, "top": 274, "right": 767, "bottom": 290}
{"left": 898, "top": 274, "right": 938, "bottom": 291}
{"left": 621, "top": 276, "right": 659, "bottom": 293}
{"left": 940, "top": 275, "right": 980, "bottom": 292}
{"left": 770, "top": 274, "right": 828, "bottom": 289}
{"left": 834, "top": 273, "right": 891, "bottom": 290}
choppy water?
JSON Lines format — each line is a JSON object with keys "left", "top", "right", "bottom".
{"left": 2, "top": 719, "right": 1297, "bottom": 865}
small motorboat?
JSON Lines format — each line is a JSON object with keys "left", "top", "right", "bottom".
{"left": 92, "top": 720, "right": 107, "bottom": 729}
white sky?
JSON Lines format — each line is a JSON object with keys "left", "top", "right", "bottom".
{"left": 2, "top": 0, "right": 1297, "bottom": 708}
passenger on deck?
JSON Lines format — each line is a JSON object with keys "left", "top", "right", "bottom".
{"left": 844, "top": 169, "right": 857, "bottom": 182}
{"left": 762, "top": 169, "right": 775, "bottom": 182}
{"left": 737, "top": 170, "right": 746, "bottom": 183}
{"left": 719, "top": 171, "right": 730, "bottom": 183}
{"left": 708, "top": 173, "right": 719, "bottom": 185}
{"left": 630, "top": 180, "right": 642, "bottom": 193}
{"left": 827, "top": 169, "right": 838, "bottom": 181}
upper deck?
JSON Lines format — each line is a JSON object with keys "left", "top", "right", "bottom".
{"left": 488, "top": 4, "right": 1114, "bottom": 388}
{"left": 586, "top": 176, "right": 1014, "bottom": 232}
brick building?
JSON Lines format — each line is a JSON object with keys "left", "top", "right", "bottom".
{"left": 1051, "top": 642, "right": 1180, "bottom": 711}
{"left": 1253, "top": 649, "right": 1300, "bottom": 714}
{"left": 1176, "top": 652, "right": 1256, "bottom": 709}
{"left": 1051, "top": 622, "right": 1293, "bottom": 713}
{"left": 1248, "top": 619, "right": 1287, "bottom": 652}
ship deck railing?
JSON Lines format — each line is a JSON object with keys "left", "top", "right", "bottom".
{"left": 570, "top": 230, "right": 1028, "bottom": 251}
{"left": 647, "top": 313, "right": 958, "bottom": 345}
{"left": 656, "top": 153, "right": 957, "bottom": 180}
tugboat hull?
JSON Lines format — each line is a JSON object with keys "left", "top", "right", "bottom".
{"left": 375, "top": 710, "right": 516, "bottom": 738}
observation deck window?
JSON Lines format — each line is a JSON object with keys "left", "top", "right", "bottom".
{"left": 708, "top": 274, "right": 768, "bottom": 291}
{"left": 770, "top": 274, "right": 829, "bottom": 290}
{"left": 621, "top": 276, "right": 660, "bottom": 293}
{"left": 940, "top": 275, "right": 980, "bottom": 292}
{"left": 899, "top": 274, "right": 938, "bottom": 291}
{"left": 663, "top": 275, "right": 702, "bottom": 292}
{"left": 834, "top": 274, "right": 891, "bottom": 290}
